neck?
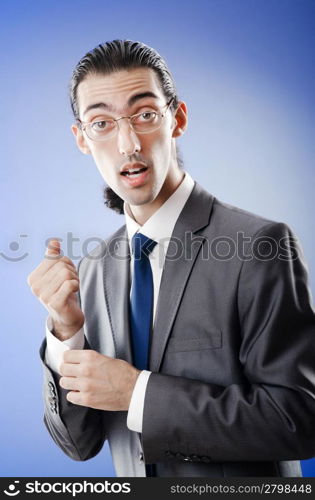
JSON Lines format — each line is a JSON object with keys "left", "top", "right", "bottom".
{"left": 129, "top": 167, "right": 184, "bottom": 226}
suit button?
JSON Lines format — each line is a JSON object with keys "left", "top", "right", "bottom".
{"left": 190, "top": 454, "right": 201, "bottom": 462}
{"left": 183, "top": 456, "right": 193, "bottom": 462}
{"left": 48, "top": 382, "right": 56, "bottom": 394}
{"left": 201, "top": 456, "right": 211, "bottom": 463}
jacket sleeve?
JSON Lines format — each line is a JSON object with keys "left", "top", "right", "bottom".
{"left": 40, "top": 337, "right": 107, "bottom": 461}
{"left": 142, "top": 222, "right": 315, "bottom": 464}
{"left": 40, "top": 257, "right": 107, "bottom": 461}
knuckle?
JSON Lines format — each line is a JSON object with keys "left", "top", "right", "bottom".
{"left": 31, "top": 283, "right": 39, "bottom": 296}
{"left": 64, "top": 280, "right": 77, "bottom": 292}
{"left": 47, "top": 296, "right": 57, "bottom": 309}
{"left": 87, "top": 350, "right": 97, "bottom": 361}
{"left": 81, "top": 380, "right": 92, "bottom": 392}
{"left": 61, "top": 256, "right": 76, "bottom": 268}
{"left": 55, "top": 260, "right": 66, "bottom": 273}
{"left": 60, "top": 280, "right": 71, "bottom": 293}
{"left": 81, "top": 364, "right": 91, "bottom": 377}
{"left": 60, "top": 256, "right": 70, "bottom": 264}
{"left": 61, "top": 268, "right": 74, "bottom": 281}
{"left": 39, "top": 292, "right": 48, "bottom": 304}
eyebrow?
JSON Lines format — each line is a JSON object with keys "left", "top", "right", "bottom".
{"left": 82, "top": 91, "right": 159, "bottom": 117}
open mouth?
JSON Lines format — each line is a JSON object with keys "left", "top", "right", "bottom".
{"left": 120, "top": 167, "right": 148, "bottom": 178}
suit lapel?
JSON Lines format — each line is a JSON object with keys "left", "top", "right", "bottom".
{"left": 103, "top": 226, "right": 133, "bottom": 363}
{"left": 149, "top": 183, "right": 215, "bottom": 372}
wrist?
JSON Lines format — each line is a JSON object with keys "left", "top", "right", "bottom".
{"left": 52, "top": 320, "right": 84, "bottom": 341}
{"left": 126, "top": 368, "right": 141, "bottom": 408}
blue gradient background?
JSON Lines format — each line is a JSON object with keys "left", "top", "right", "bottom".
{"left": 0, "top": 0, "right": 314, "bottom": 477}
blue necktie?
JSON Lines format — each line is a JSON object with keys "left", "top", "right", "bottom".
{"left": 130, "top": 233, "right": 157, "bottom": 370}
{"left": 130, "top": 233, "right": 157, "bottom": 477}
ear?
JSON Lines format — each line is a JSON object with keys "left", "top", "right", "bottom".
{"left": 71, "top": 124, "right": 91, "bottom": 155}
{"left": 172, "top": 101, "right": 188, "bottom": 138}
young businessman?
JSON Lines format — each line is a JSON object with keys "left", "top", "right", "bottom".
{"left": 28, "top": 40, "right": 315, "bottom": 477}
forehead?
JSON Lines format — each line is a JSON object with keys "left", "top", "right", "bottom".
{"left": 77, "top": 67, "right": 164, "bottom": 118}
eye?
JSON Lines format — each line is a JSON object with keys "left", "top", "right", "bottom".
{"left": 139, "top": 111, "right": 156, "bottom": 122}
{"left": 137, "top": 111, "right": 157, "bottom": 122}
{"left": 91, "top": 120, "right": 109, "bottom": 131}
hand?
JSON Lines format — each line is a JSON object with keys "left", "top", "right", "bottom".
{"left": 27, "top": 239, "right": 85, "bottom": 340}
{"left": 59, "top": 350, "right": 141, "bottom": 411}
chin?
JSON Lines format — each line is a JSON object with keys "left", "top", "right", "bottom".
{"left": 122, "top": 184, "right": 159, "bottom": 206}
{"left": 127, "top": 193, "right": 156, "bottom": 207}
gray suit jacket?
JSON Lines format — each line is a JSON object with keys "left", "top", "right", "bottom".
{"left": 40, "top": 182, "right": 315, "bottom": 476}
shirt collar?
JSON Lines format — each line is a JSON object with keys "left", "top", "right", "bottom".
{"left": 124, "top": 171, "right": 195, "bottom": 246}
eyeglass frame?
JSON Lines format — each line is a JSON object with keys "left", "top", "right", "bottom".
{"left": 77, "top": 97, "right": 175, "bottom": 142}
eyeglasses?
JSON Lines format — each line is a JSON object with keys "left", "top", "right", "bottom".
{"left": 79, "top": 98, "right": 174, "bottom": 142}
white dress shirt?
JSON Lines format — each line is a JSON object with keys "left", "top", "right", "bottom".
{"left": 45, "top": 171, "right": 195, "bottom": 433}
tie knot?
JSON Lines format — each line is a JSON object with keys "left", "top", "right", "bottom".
{"left": 132, "top": 233, "right": 157, "bottom": 259}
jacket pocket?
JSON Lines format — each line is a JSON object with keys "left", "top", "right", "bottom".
{"left": 167, "top": 333, "right": 222, "bottom": 352}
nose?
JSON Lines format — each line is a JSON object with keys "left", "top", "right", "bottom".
{"left": 117, "top": 119, "right": 141, "bottom": 157}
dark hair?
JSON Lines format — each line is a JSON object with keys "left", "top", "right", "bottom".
{"left": 70, "top": 39, "right": 182, "bottom": 214}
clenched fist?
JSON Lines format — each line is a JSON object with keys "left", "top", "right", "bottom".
{"left": 27, "top": 239, "right": 85, "bottom": 340}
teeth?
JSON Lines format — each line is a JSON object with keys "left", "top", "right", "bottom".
{"left": 123, "top": 167, "right": 146, "bottom": 176}
{"left": 127, "top": 168, "right": 141, "bottom": 173}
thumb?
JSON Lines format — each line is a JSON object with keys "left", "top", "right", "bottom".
{"left": 45, "top": 238, "right": 61, "bottom": 258}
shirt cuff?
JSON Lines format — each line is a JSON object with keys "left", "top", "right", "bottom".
{"left": 127, "top": 370, "right": 151, "bottom": 433}
{"left": 45, "top": 316, "right": 85, "bottom": 374}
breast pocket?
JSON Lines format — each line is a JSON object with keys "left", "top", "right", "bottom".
{"left": 167, "top": 332, "right": 222, "bottom": 352}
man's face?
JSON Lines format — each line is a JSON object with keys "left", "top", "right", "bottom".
{"left": 72, "top": 68, "right": 186, "bottom": 209}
